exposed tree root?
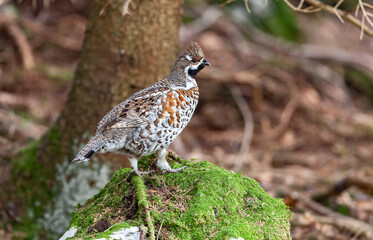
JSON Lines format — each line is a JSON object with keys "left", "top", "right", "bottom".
{"left": 132, "top": 176, "right": 155, "bottom": 240}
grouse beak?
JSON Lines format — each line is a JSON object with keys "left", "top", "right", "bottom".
{"left": 203, "top": 59, "right": 211, "bottom": 67}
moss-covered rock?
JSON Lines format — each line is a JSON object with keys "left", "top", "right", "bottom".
{"left": 63, "top": 155, "right": 292, "bottom": 239}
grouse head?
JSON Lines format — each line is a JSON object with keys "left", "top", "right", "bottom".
{"left": 171, "top": 42, "right": 210, "bottom": 81}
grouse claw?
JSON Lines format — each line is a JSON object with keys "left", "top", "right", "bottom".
{"left": 162, "top": 166, "right": 188, "bottom": 174}
{"left": 131, "top": 169, "right": 153, "bottom": 177}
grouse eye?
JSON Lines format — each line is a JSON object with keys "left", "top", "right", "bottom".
{"left": 191, "top": 58, "right": 198, "bottom": 63}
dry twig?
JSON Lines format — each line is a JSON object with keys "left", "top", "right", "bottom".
{"left": 99, "top": 0, "right": 113, "bottom": 16}
{"left": 18, "top": 16, "right": 82, "bottom": 51}
{"left": 227, "top": 84, "right": 254, "bottom": 172}
{"left": 314, "top": 177, "right": 373, "bottom": 202}
{"left": 357, "top": 0, "right": 373, "bottom": 39}
{"left": 283, "top": 0, "right": 321, "bottom": 13}
{"left": 0, "top": 13, "right": 35, "bottom": 69}
{"left": 282, "top": 0, "right": 373, "bottom": 38}
{"left": 0, "top": 92, "right": 38, "bottom": 113}
{"left": 228, "top": 17, "right": 355, "bottom": 106}
{"left": 259, "top": 68, "right": 299, "bottom": 140}
{"left": 301, "top": 0, "right": 373, "bottom": 39}
{"left": 244, "top": 0, "right": 251, "bottom": 13}
{"left": 0, "top": 108, "right": 47, "bottom": 140}
{"left": 292, "top": 192, "right": 373, "bottom": 238}
{"left": 122, "top": 0, "right": 132, "bottom": 15}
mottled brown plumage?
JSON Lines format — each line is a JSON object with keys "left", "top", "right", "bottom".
{"left": 72, "top": 42, "right": 210, "bottom": 176}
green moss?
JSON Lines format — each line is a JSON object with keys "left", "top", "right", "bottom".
{"left": 65, "top": 156, "right": 292, "bottom": 239}
{"left": 345, "top": 66, "right": 373, "bottom": 104}
{"left": 68, "top": 168, "right": 139, "bottom": 238}
{"left": 159, "top": 160, "right": 291, "bottom": 239}
{"left": 8, "top": 127, "right": 106, "bottom": 239}
{"left": 132, "top": 176, "right": 155, "bottom": 239}
{"left": 47, "top": 125, "right": 62, "bottom": 154}
{"left": 36, "top": 64, "right": 74, "bottom": 82}
{"left": 149, "top": 195, "right": 162, "bottom": 206}
{"left": 245, "top": 0, "right": 301, "bottom": 42}
{"left": 10, "top": 140, "right": 54, "bottom": 238}
{"left": 132, "top": 176, "right": 149, "bottom": 209}
{"left": 336, "top": 204, "right": 350, "bottom": 216}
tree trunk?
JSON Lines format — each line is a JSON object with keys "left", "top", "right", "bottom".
{"left": 37, "top": 0, "right": 182, "bottom": 168}
{"left": 7, "top": 1, "right": 182, "bottom": 236}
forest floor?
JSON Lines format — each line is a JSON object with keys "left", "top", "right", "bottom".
{"left": 1, "top": 2, "right": 373, "bottom": 239}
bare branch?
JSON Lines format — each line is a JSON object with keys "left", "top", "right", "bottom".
{"left": 333, "top": 0, "right": 345, "bottom": 23}
{"left": 244, "top": 0, "right": 251, "bottom": 13}
{"left": 358, "top": 0, "right": 373, "bottom": 38}
{"left": 296, "top": 0, "right": 305, "bottom": 10}
{"left": 283, "top": 0, "right": 321, "bottom": 13}
{"left": 303, "top": 0, "right": 373, "bottom": 38}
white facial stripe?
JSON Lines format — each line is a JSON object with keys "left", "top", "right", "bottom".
{"left": 178, "top": 66, "right": 197, "bottom": 90}
{"left": 189, "top": 65, "right": 198, "bottom": 70}
{"left": 184, "top": 66, "right": 195, "bottom": 81}
{"left": 185, "top": 55, "right": 192, "bottom": 61}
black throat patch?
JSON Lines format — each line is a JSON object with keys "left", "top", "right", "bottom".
{"left": 188, "top": 64, "right": 205, "bottom": 78}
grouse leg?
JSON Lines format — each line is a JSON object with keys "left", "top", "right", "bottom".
{"left": 156, "top": 148, "right": 187, "bottom": 173}
{"left": 129, "top": 157, "right": 152, "bottom": 177}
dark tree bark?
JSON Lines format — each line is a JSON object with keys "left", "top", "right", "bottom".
{"left": 6, "top": 0, "right": 182, "bottom": 234}
{"left": 37, "top": 0, "right": 183, "bottom": 168}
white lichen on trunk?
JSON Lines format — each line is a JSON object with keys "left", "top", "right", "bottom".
{"left": 59, "top": 227, "right": 77, "bottom": 240}
{"left": 42, "top": 157, "right": 111, "bottom": 237}
{"left": 97, "top": 227, "right": 141, "bottom": 240}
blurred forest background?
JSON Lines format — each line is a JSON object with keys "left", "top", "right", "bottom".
{"left": 1, "top": 0, "right": 373, "bottom": 239}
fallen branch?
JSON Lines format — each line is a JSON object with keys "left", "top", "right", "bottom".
{"left": 313, "top": 177, "right": 373, "bottom": 203}
{"left": 299, "top": 44, "right": 373, "bottom": 75}
{"left": 122, "top": 0, "right": 132, "bottom": 15}
{"left": 132, "top": 176, "right": 155, "bottom": 240}
{"left": 167, "top": 150, "right": 180, "bottom": 162}
{"left": 292, "top": 212, "right": 370, "bottom": 239}
{"left": 18, "top": 16, "right": 83, "bottom": 51}
{"left": 0, "top": 13, "right": 35, "bottom": 70}
{"left": 258, "top": 68, "right": 299, "bottom": 140}
{"left": 0, "top": 108, "right": 47, "bottom": 140}
{"left": 0, "top": 91, "right": 38, "bottom": 113}
{"left": 221, "top": 16, "right": 354, "bottom": 107}
{"left": 227, "top": 83, "right": 254, "bottom": 172}
{"left": 271, "top": 152, "right": 333, "bottom": 168}
{"left": 292, "top": 192, "right": 373, "bottom": 238}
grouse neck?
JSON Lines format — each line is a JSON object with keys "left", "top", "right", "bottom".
{"left": 167, "top": 71, "right": 197, "bottom": 90}
{"left": 183, "top": 78, "right": 197, "bottom": 89}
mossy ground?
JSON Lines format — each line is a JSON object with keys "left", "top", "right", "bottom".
{"left": 67, "top": 155, "right": 292, "bottom": 239}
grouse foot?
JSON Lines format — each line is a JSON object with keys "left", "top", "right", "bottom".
{"left": 162, "top": 166, "right": 188, "bottom": 174}
{"left": 131, "top": 169, "right": 153, "bottom": 177}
